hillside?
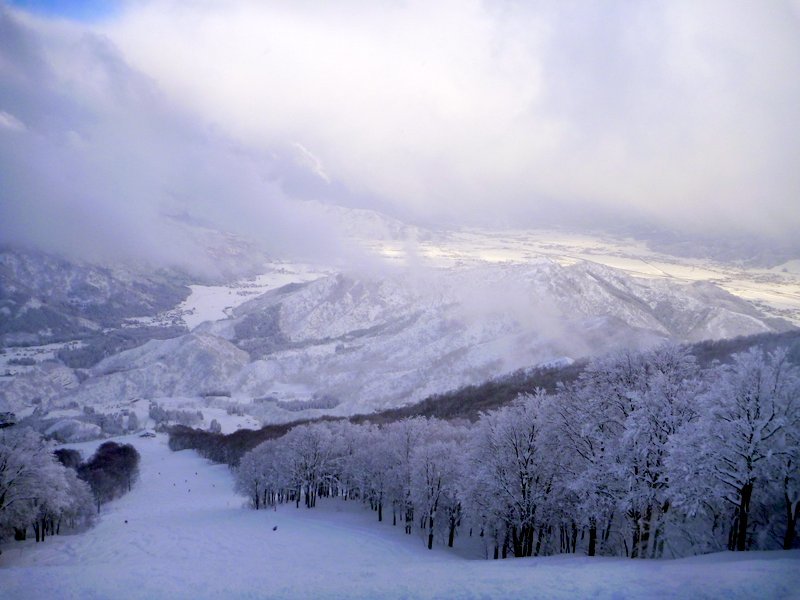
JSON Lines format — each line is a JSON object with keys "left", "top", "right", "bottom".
{"left": 167, "top": 329, "right": 800, "bottom": 466}
{"left": 1, "top": 434, "right": 796, "bottom": 600}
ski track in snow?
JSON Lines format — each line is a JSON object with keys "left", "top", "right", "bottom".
{"left": 1, "top": 435, "right": 798, "bottom": 600}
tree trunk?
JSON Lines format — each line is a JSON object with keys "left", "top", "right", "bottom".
{"left": 448, "top": 519, "right": 456, "bottom": 547}
{"left": 604, "top": 515, "right": 614, "bottom": 542}
{"left": 783, "top": 490, "right": 798, "bottom": 550}
{"left": 13, "top": 527, "right": 26, "bottom": 541}
{"left": 728, "top": 514, "right": 738, "bottom": 551}
{"left": 737, "top": 482, "right": 753, "bottom": 551}
{"left": 378, "top": 501, "right": 383, "bottom": 522}
{"left": 534, "top": 526, "right": 544, "bottom": 556}
{"left": 511, "top": 526, "right": 521, "bottom": 557}
{"left": 588, "top": 522, "right": 597, "bottom": 557}
{"left": 630, "top": 512, "right": 641, "bottom": 558}
{"left": 639, "top": 504, "right": 652, "bottom": 559}
{"left": 650, "top": 523, "right": 661, "bottom": 559}
{"left": 571, "top": 521, "right": 578, "bottom": 553}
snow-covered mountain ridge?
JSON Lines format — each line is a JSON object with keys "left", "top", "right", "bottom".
{"left": 0, "top": 247, "right": 189, "bottom": 347}
{"left": 1, "top": 206, "right": 798, "bottom": 436}
{"left": 11, "top": 258, "right": 788, "bottom": 427}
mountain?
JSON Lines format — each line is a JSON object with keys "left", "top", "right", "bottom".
{"left": 0, "top": 247, "right": 189, "bottom": 346}
{"left": 1, "top": 208, "right": 796, "bottom": 439}
{"left": 26, "top": 258, "right": 787, "bottom": 427}
{"left": 218, "top": 260, "right": 788, "bottom": 416}
{"left": 0, "top": 216, "right": 279, "bottom": 348}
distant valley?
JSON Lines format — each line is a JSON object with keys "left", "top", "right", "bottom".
{"left": 2, "top": 207, "right": 798, "bottom": 440}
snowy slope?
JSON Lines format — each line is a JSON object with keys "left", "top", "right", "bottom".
{"left": 221, "top": 260, "right": 786, "bottom": 415}
{"left": 68, "top": 333, "right": 250, "bottom": 405}
{"left": 0, "top": 435, "right": 796, "bottom": 600}
{"left": 0, "top": 248, "right": 188, "bottom": 346}
{"left": 179, "top": 262, "right": 330, "bottom": 330}
{"left": 0, "top": 362, "right": 79, "bottom": 413}
{"left": 26, "top": 258, "right": 789, "bottom": 422}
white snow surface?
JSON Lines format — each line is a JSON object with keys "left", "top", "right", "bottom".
{"left": 179, "top": 263, "right": 331, "bottom": 330}
{"left": 1, "top": 435, "right": 797, "bottom": 600}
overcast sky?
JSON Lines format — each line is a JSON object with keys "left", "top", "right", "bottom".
{"left": 1, "top": 0, "right": 799, "bottom": 268}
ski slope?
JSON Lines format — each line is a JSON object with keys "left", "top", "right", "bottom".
{"left": 1, "top": 435, "right": 798, "bottom": 599}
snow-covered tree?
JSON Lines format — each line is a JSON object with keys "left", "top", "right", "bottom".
{"left": 0, "top": 428, "right": 95, "bottom": 545}
{"left": 468, "top": 391, "right": 555, "bottom": 558}
{"left": 235, "top": 442, "right": 272, "bottom": 510}
{"left": 670, "top": 348, "right": 800, "bottom": 552}
{"left": 127, "top": 412, "right": 139, "bottom": 432}
{"left": 227, "top": 343, "right": 799, "bottom": 559}
{"left": 282, "top": 423, "right": 339, "bottom": 508}
{"left": 0, "top": 428, "right": 53, "bottom": 537}
{"left": 384, "top": 418, "right": 428, "bottom": 534}
{"left": 410, "top": 421, "right": 467, "bottom": 549}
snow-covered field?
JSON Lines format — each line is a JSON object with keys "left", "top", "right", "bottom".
{"left": 1, "top": 435, "right": 797, "bottom": 600}
{"left": 179, "top": 262, "right": 331, "bottom": 330}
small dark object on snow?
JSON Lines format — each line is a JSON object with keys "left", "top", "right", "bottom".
{"left": 273, "top": 526, "right": 278, "bottom": 531}
{"left": 124, "top": 520, "right": 128, "bottom": 524}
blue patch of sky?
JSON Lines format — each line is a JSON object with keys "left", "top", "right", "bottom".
{"left": 7, "top": 0, "right": 123, "bottom": 21}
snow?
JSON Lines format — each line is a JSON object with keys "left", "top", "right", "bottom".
{"left": 1, "top": 435, "right": 797, "bottom": 599}
{"left": 196, "top": 406, "right": 261, "bottom": 434}
{"left": 363, "top": 228, "right": 800, "bottom": 325}
{"left": 179, "top": 263, "right": 329, "bottom": 330}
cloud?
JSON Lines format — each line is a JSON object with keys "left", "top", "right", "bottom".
{"left": 0, "top": 109, "right": 25, "bottom": 131}
{"left": 0, "top": 6, "right": 355, "bottom": 275}
{"left": 1, "top": 0, "right": 799, "bottom": 273}
{"left": 99, "top": 0, "right": 800, "bottom": 240}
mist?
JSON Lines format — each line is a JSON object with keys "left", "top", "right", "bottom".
{"left": 0, "top": 6, "right": 355, "bottom": 276}
{"left": 2, "top": 1, "right": 799, "bottom": 272}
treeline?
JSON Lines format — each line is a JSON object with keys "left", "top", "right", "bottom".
{"left": 0, "top": 432, "right": 140, "bottom": 551}
{"left": 232, "top": 345, "right": 799, "bottom": 559}
{"left": 169, "top": 418, "right": 338, "bottom": 465}
{"left": 166, "top": 362, "right": 589, "bottom": 467}
{"left": 57, "top": 325, "right": 187, "bottom": 369}
{"left": 167, "top": 331, "right": 800, "bottom": 466}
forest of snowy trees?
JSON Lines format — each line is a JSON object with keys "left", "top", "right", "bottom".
{"left": 234, "top": 345, "right": 800, "bottom": 559}
{"left": 0, "top": 432, "right": 140, "bottom": 550}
